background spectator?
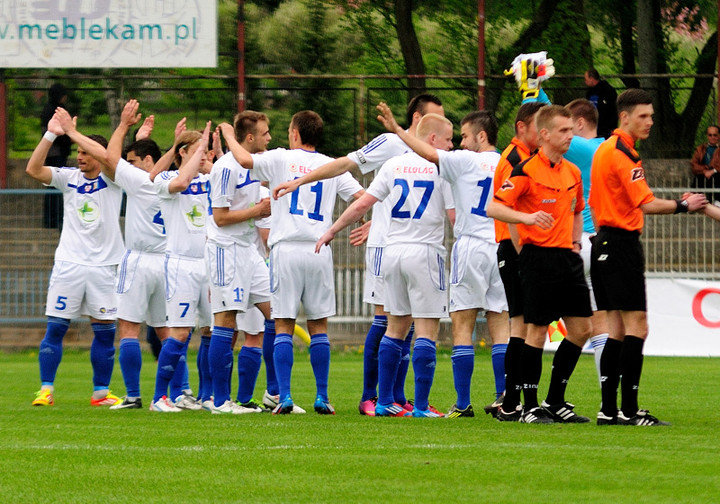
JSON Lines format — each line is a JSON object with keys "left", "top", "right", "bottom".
{"left": 690, "top": 125, "right": 720, "bottom": 204}
{"left": 584, "top": 68, "right": 618, "bottom": 138}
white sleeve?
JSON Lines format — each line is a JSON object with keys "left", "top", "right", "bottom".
{"left": 436, "top": 149, "right": 462, "bottom": 183}
{"left": 440, "top": 178, "right": 455, "bottom": 209}
{"left": 336, "top": 172, "right": 364, "bottom": 202}
{"left": 47, "top": 166, "right": 73, "bottom": 191}
{"left": 346, "top": 133, "right": 405, "bottom": 175}
{"left": 154, "top": 170, "right": 177, "bottom": 198}
{"left": 114, "top": 159, "right": 148, "bottom": 193}
{"left": 251, "top": 148, "right": 285, "bottom": 183}
{"left": 210, "top": 164, "right": 235, "bottom": 208}
{"left": 365, "top": 162, "right": 393, "bottom": 202}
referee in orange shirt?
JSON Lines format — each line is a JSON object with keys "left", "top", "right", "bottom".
{"left": 590, "top": 89, "right": 707, "bottom": 426}
{"left": 488, "top": 105, "right": 592, "bottom": 424}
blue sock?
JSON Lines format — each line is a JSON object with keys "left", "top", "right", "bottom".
{"left": 451, "top": 345, "right": 475, "bottom": 409}
{"left": 393, "top": 324, "right": 414, "bottom": 405}
{"left": 412, "top": 338, "right": 437, "bottom": 411}
{"left": 377, "top": 336, "right": 403, "bottom": 406}
{"left": 273, "top": 333, "right": 294, "bottom": 402}
{"left": 492, "top": 343, "right": 508, "bottom": 399}
{"left": 309, "top": 333, "right": 331, "bottom": 401}
{"left": 119, "top": 338, "right": 142, "bottom": 398}
{"left": 236, "top": 346, "right": 262, "bottom": 403}
{"left": 153, "top": 337, "right": 185, "bottom": 402}
{"left": 362, "top": 315, "right": 387, "bottom": 401}
{"left": 209, "top": 326, "right": 234, "bottom": 407}
{"left": 39, "top": 316, "right": 70, "bottom": 385}
{"left": 90, "top": 323, "right": 116, "bottom": 390}
{"left": 169, "top": 333, "right": 191, "bottom": 401}
{"left": 198, "top": 336, "right": 212, "bottom": 401}
{"left": 263, "top": 320, "right": 278, "bottom": 395}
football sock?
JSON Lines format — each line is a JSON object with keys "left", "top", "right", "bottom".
{"left": 198, "top": 335, "right": 212, "bottom": 402}
{"left": 153, "top": 337, "right": 185, "bottom": 402}
{"left": 521, "top": 344, "right": 543, "bottom": 409}
{"left": 39, "top": 316, "right": 70, "bottom": 385}
{"left": 620, "top": 335, "right": 645, "bottom": 417}
{"left": 451, "top": 345, "right": 474, "bottom": 409}
{"left": 146, "top": 326, "right": 162, "bottom": 360}
{"left": 90, "top": 323, "right": 116, "bottom": 390}
{"left": 590, "top": 333, "right": 608, "bottom": 385}
{"left": 236, "top": 346, "right": 262, "bottom": 403}
{"left": 169, "top": 333, "right": 191, "bottom": 401}
{"left": 545, "top": 338, "right": 582, "bottom": 405}
{"left": 491, "top": 343, "right": 508, "bottom": 399}
{"left": 263, "top": 320, "right": 278, "bottom": 396}
{"left": 273, "top": 333, "right": 294, "bottom": 402}
{"left": 393, "top": 324, "right": 414, "bottom": 405}
{"left": 599, "top": 337, "right": 622, "bottom": 416}
{"left": 501, "top": 337, "right": 525, "bottom": 411}
{"left": 209, "top": 326, "right": 234, "bottom": 407}
{"left": 118, "top": 338, "right": 142, "bottom": 398}
{"left": 361, "top": 315, "right": 387, "bottom": 401}
{"left": 309, "top": 333, "right": 331, "bottom": 401}
{"left": 412, "top": 338, "right": 437, "bottom": 412}
{"left": 377, "top": 336, "right": 403, "bottom": 406}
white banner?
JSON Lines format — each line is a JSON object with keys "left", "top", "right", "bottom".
{"left": 0, "top": 1, "right": 217, "bottom": 68}
{"left": 645, "top": 278, "right": 720, "bottom": 357}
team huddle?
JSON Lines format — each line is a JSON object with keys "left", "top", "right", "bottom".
{"left": 27, "top": 65, "right": 710, "bottom": 423}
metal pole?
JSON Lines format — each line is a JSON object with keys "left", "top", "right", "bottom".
{"left": 477, "top": 0, "right": 486, "bottom": 110}
{"left": 237, "top": 0, "right": 246, "bottom": 113}
{"left": 0, "top": 70, "right": 6, "bottom": 189}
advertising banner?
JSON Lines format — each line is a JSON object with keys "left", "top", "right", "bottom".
{"left": 0, "top": 1, "right": 217, "bottom": 68}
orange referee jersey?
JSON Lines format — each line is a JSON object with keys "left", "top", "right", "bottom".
{"left": 493, "top": 148, "right": 584, "bottom": 249}
{"left": 493, "top": 137, "right": 533, "bottom": 242}
{"left": 588, "top": 129, "right": 655, "bottom": 232}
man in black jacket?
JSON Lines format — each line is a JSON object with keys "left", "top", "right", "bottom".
{"left": 585, "top": 68, "right": 618, "bottom": 139}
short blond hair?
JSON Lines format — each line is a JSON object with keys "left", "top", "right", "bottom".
{"left": 416, "top": 113, "right": 452, "bottom": 141}
{"left": 174, "top": 130, "right": 202, "bottom": 167}
{"left": 535, "top": 105, "right": 572, "bottom": 132}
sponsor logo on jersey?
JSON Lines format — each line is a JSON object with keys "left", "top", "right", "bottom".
{"left": 631, "top": 167, "right": 645, "bottom": 181}
{"left": 393, "top": 165, "right": 435, "bottom": 174}
{"left": 77, "top": 200, "right": 99, "bottom": 223}
{"left": 289, "top": 164, "right": 314, "bottom": 175}
{"left": 570, "top": 196, "right": 576, "bottom": 212}
{"left": 355, "top": 151, "right": 367, "bottom": 164}
{"left": 542, "top": 198, "right": 557, "bottom": 204}
{"left": 500, "top": 180, "right": 514, "bottom": 190}
{"left": 185, "top": 205, "right": 206, "bottom": 227}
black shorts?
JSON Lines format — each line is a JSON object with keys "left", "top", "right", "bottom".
{"left": 518, "top": 245, "right": 592, "bottom": 326}
{"left": 497, "top": 239, "right": 523, "bottom": 318}
{"left": 590, "top": 226, "right": 646, "bottom": 311}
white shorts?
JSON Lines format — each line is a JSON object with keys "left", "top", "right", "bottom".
{"left": 449, "top": 236, "right": 508, "bottom": 313}
{"left": 164, "top": 254, "right": 212, "bottom": 328}
{"left": 116, "top": 250, "right": 167, "bottom": 327}
{"left": 206, "top": 242, "right": 271, "bottom": 314}
{"left": 236, "top": 307, "right": 265, "bottom": 334}
{"left": 580, "top": 232, "right": 598, "bottom": 312}
{"left": 362, "top": 246, "right": 386, "bottom": 306}
{"left": 269, "top": 241, "right": 335, "bottom": 320}
{"left": 381, "top": 243, "right": 448, "bottom": 318}
{"left": 45, "top": 261, "right": 118, "bottom": 320}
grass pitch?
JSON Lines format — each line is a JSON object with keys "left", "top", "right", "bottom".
{"left": 0, "top": 349, "right": 718, "bottom": 503}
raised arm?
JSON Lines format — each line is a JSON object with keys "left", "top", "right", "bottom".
{"left": 273, "top": 156, "right": 357, "bottom": 200}
{"left": 26, "top": 114, "right": 64, "bottom": 184}
{"left": 149, "top": 117, "right": 186, "bottom": 182}
{"left": 168, "top": 121, "right": 211, "bottom": 193}
{"left": 376, "top": 101, "right": 439, "bottom": 164}
{"left": 106, "top": 99, "right": 143, "bottom": 178}
{"left": 315, "top": 192, "right": 379, "bottom": 253}
{"left": 218, "top": 122, "right": 253, "bottom": 168}
{"left": 55, "top": 108, "right": 111, "bottom": 169}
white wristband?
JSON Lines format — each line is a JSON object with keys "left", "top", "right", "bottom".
{"left": 43, "top": 131, "right": 58, "bottom": 143}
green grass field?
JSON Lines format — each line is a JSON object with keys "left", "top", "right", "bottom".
{"left": 1, "top": 349, "right": 718, "bottom": 503}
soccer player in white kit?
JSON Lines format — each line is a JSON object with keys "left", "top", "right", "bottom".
{"left": 150, "top": 122, "right": 213, "bottom": 412}
{"left": 376, "top": 103, "right": 510, "bottom": 418}
{"left": 317, "top": 113, "right": 456, "bottom": 417}
{"left": 223, "top": 110, "right": 364, "bottom": 414}
{"left": 27, "top": 113, "right": 124, "bottom": 407}
{"left": 272, "top": 95, "right": 445, "bottom": 415}
{"left": 205, "top": 113, "right": 274, "bottom": 414}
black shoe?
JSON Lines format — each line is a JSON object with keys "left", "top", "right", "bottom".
{"left": 618, "top": 409, "right": 670, "bottom": 426}
{"left": 446, "top": 404, "right": 474, "bottom": 418}
{"left": 596, "top": 411, "right": 618, "bottom": 425}
{"left": 483, "top": 393, "right": 504, "bottom": 418}
{"left": 497, "top": 405, "right": 522, "bottom": 422}
{"left": 520, "top": 406, "right": 554, "bottom": 424}
{"left": 541, "top": 401, "right": 590, "bottom": 423}
{"left": 109, "top": 397, "right": 142, "bottom": 410}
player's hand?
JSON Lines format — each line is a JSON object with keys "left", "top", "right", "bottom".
{"left": 704, "top": 168, "right": 715, "bottom": 180}
{"left": 255, "top": 197, "right": 271, "bottom": 218}
{"left": 212, "top": 128, "right": 223, "bottom": 159}
{"left": 121, "top": 99, "right": 142, "bottom": 128}
{"left": 522, "top": 210, "right": 554, "bottom": 229}
{"left": 47, "top": 113, "right": 65, "bottom": 136}
{"left": 54, "top": 107, "right": 76, "bottom": 134}
{"left": 273, "top": 179, "right": 301, "bottom": 200}
{"left": 136, "top": 114, "right": 155, "bottom": 140}
{"left": 200, "top": 121, "right": 212, "bottom": 149}
{"left": 349, "top": 220, "right": 371, "bottom": 247}
{"left": 217, "top": 122, "right": 235, "bottom": 142}
{"left": 315, "top": 231, "right": 335, "bottom": 253}
{"left": 376, "top": 102, "right": 401, "bottom": 133}
{"left": 174, "top": 117, "right": 187, "bottom": 144}
{"left": 684, "top": 193, "right": 708, "bottom": 212}
{"left": 505, "top": 52, "right": 555, "bottom": 101}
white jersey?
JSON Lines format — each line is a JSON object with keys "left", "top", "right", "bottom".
{"left": 366, "top": 152, "right": 454, "bottom": 251}
{"left": 47, "top": 167, "right": 124, "bottom": 266}
{"left": 254, "top": 186, "right": 271, "bottom": 258}
{"left": 154, "top": 171, "right": 211, "bottom": 259}
{"left": 436, "top": 149, "right": 499, "bottom": 242}
{"left": 348, "top": 132, "right": 412, "bottom": 248}
{"left": 114, "top": 159, "right": 166, "bottom": 254}
{"left": 207, "top": 152, "right": 262, "bottom": 248}
{"left": 252, "top": 148, "right": 363, "bottom": 247}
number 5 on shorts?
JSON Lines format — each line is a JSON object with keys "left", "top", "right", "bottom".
{"left": 179, "top": 302, "right": 190, "bottom": 318}
{"left": 55, "top": 296, "right": 67, "bottom": 310}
